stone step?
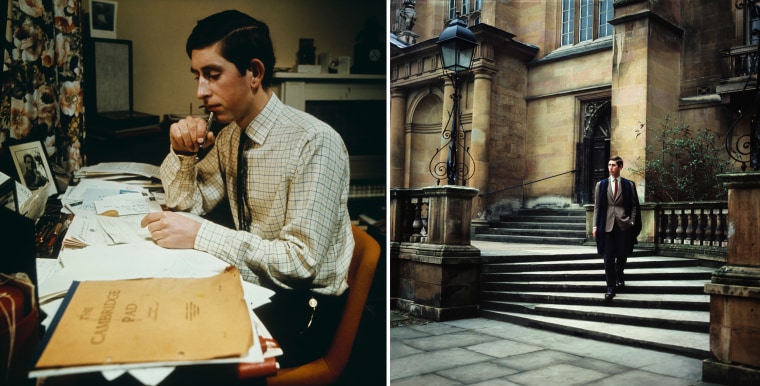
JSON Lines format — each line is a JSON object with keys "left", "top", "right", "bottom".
{"left": 473, "top": 234, "right": 587, "bottom": 245}
{"left": 478, "top": 208, "right": 589, "bottom": 246}
{"left": 481, "top": 291, "right": 710, "bottom": 311}
{"left": 481, "top": 301, "right": 709, "bottom": 332}
{"left": 482, "top": 280, "right": 709, "bottom": 295}
{"left": 480, "top": 226, "right": 587, "bottom": 236}
{"left": 478, "top": 252, "right": 713, "bottom": 360}
{"left": 482, "top": 256, "right": 710, "bottom": 273}
{"left": 495, "top": 216, "right": 587, "bottom": 224}
{"left": 482, "top": 267, "right": 714, "bottom": 282}
{"left": 480, "top": 309, "right": 710, "bottom": 359}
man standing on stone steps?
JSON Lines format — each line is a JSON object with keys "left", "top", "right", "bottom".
{"left": 592, "top": 156, "right": 641, "bottom": 301}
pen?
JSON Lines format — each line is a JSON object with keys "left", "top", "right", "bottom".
{"left": 197, "top": 112, "right": 215, "bottom": 160}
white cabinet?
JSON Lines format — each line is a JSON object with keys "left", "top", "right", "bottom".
{"left": 272, "top": 73, "right": 386, "bottom": 182}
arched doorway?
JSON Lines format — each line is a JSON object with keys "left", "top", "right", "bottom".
{"left": 575, "top": 100, "right": 611, "bottom": 204}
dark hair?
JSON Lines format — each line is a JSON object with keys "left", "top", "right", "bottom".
{"left": 186, "top": 10, "right": 276, "bottom": 88}
{"left": 609, "top": 155, "right": 623, "bottom": 167}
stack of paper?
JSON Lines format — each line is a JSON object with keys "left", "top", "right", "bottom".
{"left": 30, "top": 266, "right": 279, "bottom": 381}
{"left": 56, "top": 176, "right": 162, "bottom": 247}
{"left": 75, "top": 162, "right": 161, "bottom": 180}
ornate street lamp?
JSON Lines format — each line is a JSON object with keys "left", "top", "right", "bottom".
{"left": 429, "top": 16, "right": 477, "bottom": 185}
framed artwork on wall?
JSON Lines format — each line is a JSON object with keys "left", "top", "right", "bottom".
{"left": 9, "top": 141, "right": 57, "bottom": 197}
{"left": 90, "top": 0, "right": 118, "bottom": 39}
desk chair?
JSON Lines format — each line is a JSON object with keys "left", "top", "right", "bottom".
{"left": 239, "top": 225, "right": 382, "bottom": 386}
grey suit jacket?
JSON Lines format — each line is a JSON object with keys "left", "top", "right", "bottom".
{"left": 592, "top": 177, "right": 639, "bottom": 233}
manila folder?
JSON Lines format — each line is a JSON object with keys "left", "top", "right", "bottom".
{"left": 34, "top": 266, "right": 252, "bottom": 368}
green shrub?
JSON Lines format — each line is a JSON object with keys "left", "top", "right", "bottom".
{"left": 631, "top": 116, "right": 731, "bottom": 202}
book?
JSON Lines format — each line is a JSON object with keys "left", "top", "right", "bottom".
{"left": 31, "top": 266, "right": 254, "bottom": 374}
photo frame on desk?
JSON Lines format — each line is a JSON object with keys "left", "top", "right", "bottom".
{"left": 89, "top": 0, "right": 117, "bottom": 39}
{"left": 9, "top": 141, "right": 57, "bottom": 198}
{"left": 0, "top": 170, "right": 19, "bottom": 213}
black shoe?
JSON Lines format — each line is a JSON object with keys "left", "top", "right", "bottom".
{"left": 604, "top": 288, "right": 616, "bottom": 300}
{"left": 616, "top": 280, "right": 625, "bottom": 289}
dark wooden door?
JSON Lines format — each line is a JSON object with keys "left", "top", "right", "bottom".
{"left": 575, "top": 101, "right": 610, "bottom": 204}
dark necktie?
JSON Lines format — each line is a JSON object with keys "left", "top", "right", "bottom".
{"left": 237, "top": 129, "right": 250, "bottom": 231}
{"left": 613, "top": 178, "right": 618, "bottom": 200}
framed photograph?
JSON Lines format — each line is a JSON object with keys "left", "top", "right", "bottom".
{"left": 0, "top": 171, "right": 18, "bottom": 213}
{"left": 9, "top": 141, "right": 57, "bottom": 197}
{"left": 90, "top": 0, "right": 117, "bottom": 39}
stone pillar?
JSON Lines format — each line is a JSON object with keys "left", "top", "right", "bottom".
{"left": 390, "top": 87, "right": 407, "bottom": 188}
{"left": 703, "top": 172, "right": 760, "bottom": 384}
{"left": 609, "top": 3, "right": 682, "bottom": 189}
{"left": 470, "top": 69, "right": 492, "bottom": 224}
{"left": 391, "top": 185, "right": 482, "bottom": 321}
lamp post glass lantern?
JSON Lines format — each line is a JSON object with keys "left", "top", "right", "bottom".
{"left": 430, "top": 17, "right": 477, "bottom": 185}
{"left": 438, "top": 18, "right": 476, "bottom": 72}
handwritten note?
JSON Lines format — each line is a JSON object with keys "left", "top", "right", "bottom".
{"left": 94, "top": 192, "right": 161, "bottom": 217}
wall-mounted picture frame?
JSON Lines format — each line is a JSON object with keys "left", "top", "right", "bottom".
{"left": 9, "top": 141, "right": 57, "bottom": 197}
{"left": 90, "top": 0, "right": 117, "bottom": 39}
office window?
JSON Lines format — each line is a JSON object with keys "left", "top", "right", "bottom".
{"left": 561, "top": 0, "right": 614, "bottom": 46}
{"left": 449, "top": 0, "right": 456, "bottom": 19}
{"left": 462, "top": 0, "right": 469, "bottom": 15}
{"left": 474, "top": 0, "right": 482, "bottom": 11}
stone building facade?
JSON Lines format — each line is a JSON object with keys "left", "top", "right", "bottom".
{"left": 390, "top": 0, "right": 754, "bottom": 219}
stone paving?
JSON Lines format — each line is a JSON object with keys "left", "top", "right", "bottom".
{"left": 390, "top": 314, "right": 724, "bottom": 385}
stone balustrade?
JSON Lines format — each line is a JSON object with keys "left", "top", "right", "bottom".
{"left": 656, "top": 202, "right": 728, "bottom": 248}
{"left": 585, "top": 201, "right": 728, "bottom": 262}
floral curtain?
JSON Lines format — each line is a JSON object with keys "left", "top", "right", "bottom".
{"left": 1, "top": 0, "right": 85, "bottom": 187}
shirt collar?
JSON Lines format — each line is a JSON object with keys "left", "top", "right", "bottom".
{"left": 240, "top": 93, "right": 282, "bottom": 145}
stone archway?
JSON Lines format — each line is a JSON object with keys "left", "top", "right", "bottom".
{"left": 575, "top": 100, "right": 611, "bottom": 204}
{"left": 407, "top": 89, "right": 444, "bottom": 187}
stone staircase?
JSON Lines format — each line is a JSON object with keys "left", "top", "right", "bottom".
{"left": 473, "top": 208, "right": 587, "bottom": 245}
{"left": 479, "top": 251, "right": 721, "bottom": 359}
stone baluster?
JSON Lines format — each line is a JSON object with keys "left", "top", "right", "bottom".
{"left": 410, "top": 197, "right": 424, "bottom": 242}
{"left": 715, "top": 208, "right": 724, "bottom": 247}
{"left": 719, "top": 208, "right": 729, "bottom": 247}
{"left": 657, "top": 209, "right": 666, "bottom": 244}
{"left": 704, "top": 208, "right": 715, "bottom": 245}
{"left": 663, "top": 209, "right": 673, "bottom": 244}
{"left": 693, "top": 208, "right": 704, "bottom": 246}
{"left": 674, "top": 209, "right": 685, "bottom": 244}
{"left": 420, "top": 201, "right": 429, "bottom": 243}
{"left": 684, "top": 209, "right": 694, "bottom": 245}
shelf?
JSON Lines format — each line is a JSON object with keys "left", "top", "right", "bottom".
{"left": 273, "top": 72, "right": 385, "bottom": 82}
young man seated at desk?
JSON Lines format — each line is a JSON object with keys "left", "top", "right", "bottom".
{"left": 140, "top": 10, "right": 354, "bottom": 368}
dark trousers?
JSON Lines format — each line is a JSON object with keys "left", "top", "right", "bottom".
{"left": 255, "top": 289, "right": 348, "bottom": 368}
{"left": 603, "top": 223, "right": 631, "bottom": 289}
